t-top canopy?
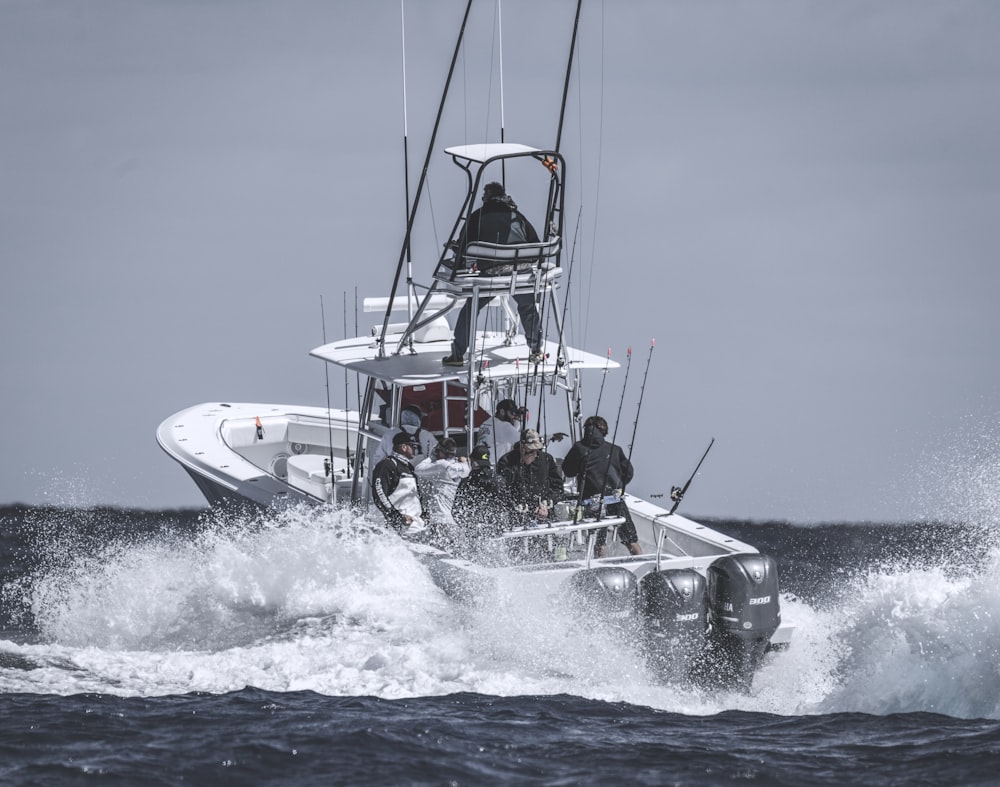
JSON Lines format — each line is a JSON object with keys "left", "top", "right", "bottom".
{"left": 444, "top": 143, "right": 542, "bottom": 164}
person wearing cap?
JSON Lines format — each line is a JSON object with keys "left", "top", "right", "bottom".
{"left": 442, "top": 181, "right": 544, "bottom": 367}
{"left": 497, "top": 429, "right": 564, "bottom": 525}
{"left": 453, "top": 444, "right": 511, "bottom": 543}
{"left": 372, "top": 431, "right": 427, "bottom": 535}
{"left": 414, "top": 437, "right": 471, "bottom": 542}
{"left": 373, "top": 403, "right": 439, "bottom": 466}
{"left": 562, "top": 415, "right": 642, "bottom": 557}
{"left": 475, "top": 398, "right": 525, "bottom": 466}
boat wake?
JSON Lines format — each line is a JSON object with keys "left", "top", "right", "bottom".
{"left": 3, "top": 505, "right": 1000, "bottom": 719}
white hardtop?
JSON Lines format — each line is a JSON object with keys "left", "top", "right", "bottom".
{"left": 310, "top": 334, "right": 618, "bottom": 388}
{"left": 444, "top": 143, "right": 542, "bottom": 163}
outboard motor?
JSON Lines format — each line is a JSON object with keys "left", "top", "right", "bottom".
{"left": 639, "top": 569, "right": 707, "bottom": 683}
{"left": 694, "top": 553, "right": 781, "bottom": 692}
{"left": 564, "top": 567, "right": 639, "bottom": 630}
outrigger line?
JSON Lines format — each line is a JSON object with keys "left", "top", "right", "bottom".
{"left": 378, "top": 0, "right": 474, "bottom": 356}
{"left": 668, "top": 437, "right": 715, "bottom": 517}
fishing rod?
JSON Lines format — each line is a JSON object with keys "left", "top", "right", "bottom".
{"left": 342, "top": 292, "right": 353, "bottom": 474}
{"left": 592, "top": 345, "right": 632, "bottom": 521}
{"left": 625, "top": 338, "right": 655, "bottom": 473}
{"left": 320, "top": 295, "right": 338, "bottom": 479}
{"left": 594, "top": 347, "right": 612, "bottom": 415}
{"left": 378, "top": 0, "right": 474, "bottom": 357}
{"left": 668, "top": 437, "right": 715, "bottom": 516}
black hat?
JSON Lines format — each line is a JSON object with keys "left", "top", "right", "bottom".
{"left": 470, "top": 444, "right": 491, "bottom": 466}
{"left": 392, "top": 431, "right": 416, "bottom": 448}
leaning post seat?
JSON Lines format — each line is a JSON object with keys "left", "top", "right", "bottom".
{"left": 435, "top": 236, "right": 562, "bottom": 290}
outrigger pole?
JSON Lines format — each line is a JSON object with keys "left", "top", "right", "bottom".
{"left": 378, "top": 0, "right": 474, "bottom": 357}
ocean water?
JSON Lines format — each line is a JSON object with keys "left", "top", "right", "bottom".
{"left": 2, "top": 504, "right": 1000, "bottom": 785}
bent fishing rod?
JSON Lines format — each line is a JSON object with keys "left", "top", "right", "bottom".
{"left": 668, "top": 437, "right": 715, "bottom": 516}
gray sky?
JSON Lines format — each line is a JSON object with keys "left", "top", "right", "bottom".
{"left": 2, "top": 0, "right": 998, "bottom": 524}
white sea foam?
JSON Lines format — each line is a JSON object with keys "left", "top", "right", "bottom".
{"left": 3, "top": 504, "right": 1000, "bottom": 719}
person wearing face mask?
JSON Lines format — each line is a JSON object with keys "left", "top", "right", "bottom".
{"left": 475, "top": 398, "right": 524, "bottom": 466}
{"left": 373, "top": 404, "right": 439, "bottom": 466}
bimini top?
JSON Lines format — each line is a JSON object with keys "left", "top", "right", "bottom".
{"left": 310, "top": 334, "right": 619, "bottom": 388}
{"left": 444, "top": 143, "right": 542, "bottom": 164}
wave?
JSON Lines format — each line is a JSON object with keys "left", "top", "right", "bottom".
{"left": 2, "top": 504, "right": 1000, "bottom": 719}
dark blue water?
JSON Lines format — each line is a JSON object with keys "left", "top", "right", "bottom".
{"left": 3, "top": 505, "right": 1000, "bottom": 785}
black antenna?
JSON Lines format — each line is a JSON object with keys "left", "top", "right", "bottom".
{"left": 555, "top": 0, "right": 584, "bottom": 152}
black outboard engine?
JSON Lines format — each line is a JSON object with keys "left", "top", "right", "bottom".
{"left": 694, "top": 552, "right": 781, "bottom": 692}
{"left": 564, "top": 567, "right": 639, "bottom": 630}
{"left": 639, "top": 569, "right": 707, "bottom": 683}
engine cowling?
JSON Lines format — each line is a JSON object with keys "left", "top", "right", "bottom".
{"left": 705, "top": 552, "right": 780, "bottom": 638}
{"left": 695, "top": 552, "right": 781, "bottom": 692}
{"left": 564, "top": 567, "right": 639, "bottom": 626}
{"left": 639, "top": 568, "right": 707, "bottom": 682}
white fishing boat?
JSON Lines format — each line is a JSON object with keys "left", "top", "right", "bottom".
{"left": 157, "top": 0, "right": 792, "bottom": 691}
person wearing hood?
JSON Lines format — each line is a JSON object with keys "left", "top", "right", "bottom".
{"left": 373, "top": 404, "right": 439, "bottom": 465}
{"left": 442, "top": 181, "right": 544, "bottom": 367}
{"left": 496, "top": 429, "right": 564, "bottom": 526}
{"left": 561, "top": 415, "right": 642, "bottom": 557}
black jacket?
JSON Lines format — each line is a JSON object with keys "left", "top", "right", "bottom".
{"left": 462, "top": 197, "right": 539, "bottom": 247}
{"left": 561, "top": 427, "right": 633, "bottom": 498}
{"left": 453, "top": 467, "right": 510, "bottom": 535}
{"left": 496, "top": 445, "right": 564, "bottom": 508}
{"left": 372, "top": 453, "right": 417, "bottom": 531}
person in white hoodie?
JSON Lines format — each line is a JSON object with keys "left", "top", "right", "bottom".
{"left": 373, "top": 404, "right": 439, "bottom": 465}
{"left": 414, "top": 438, "right": 471, "bottom": 545}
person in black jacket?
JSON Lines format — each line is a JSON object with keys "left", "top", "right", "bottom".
{"left": 496, "top": 429, "right": 564, "bottom": 526}
{"left": 452, "top": 444, "right": 511, "bottom": 545}
{"left": 372, "top": 432, "right": 426, "bottom": 535}
{"left": 443, "top": 182, "right": 544, "bottom": 367}
{"left": 561, "top": 415, "right": 642, "bottom": 557}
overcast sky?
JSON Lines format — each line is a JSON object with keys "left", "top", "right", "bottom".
{"left": 2, "top": 0, "right": 998, "bottom": 524}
